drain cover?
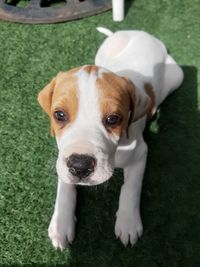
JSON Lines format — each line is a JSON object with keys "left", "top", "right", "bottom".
{"left": 0, "top": 0, "right": 112, "bottom": 24}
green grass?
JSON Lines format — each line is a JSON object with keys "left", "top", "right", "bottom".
{"left": 0, "top": 0, "right": 200, "bottom": 266}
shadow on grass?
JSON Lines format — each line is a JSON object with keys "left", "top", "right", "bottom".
{"left": 125, "top": 0, "right": 135, "bottom": 17}
{"left": 4, "top": 66, "right": 200, "bottom": 267}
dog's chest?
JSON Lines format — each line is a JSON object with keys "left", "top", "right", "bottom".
{"left": 114, "top": 118, "right": 146, "bottom": 168}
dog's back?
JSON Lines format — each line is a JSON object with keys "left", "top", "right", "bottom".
{"left": 95, "top": 28, "right": 184, "bottom": 107}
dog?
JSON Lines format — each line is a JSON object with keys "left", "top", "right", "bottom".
{"left": 38, "top": 28, "right": 183, "bottom": 249}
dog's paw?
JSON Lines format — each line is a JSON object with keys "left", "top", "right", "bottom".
{"left": 48, "top": 214, "right": 76, "bottom": 250}
{"left": 114, "top": 210, "right": 143, "bottom": 247}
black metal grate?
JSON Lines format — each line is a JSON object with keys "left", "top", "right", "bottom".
{"left": 0, "top": 0, "right": 111, "bottom": 24}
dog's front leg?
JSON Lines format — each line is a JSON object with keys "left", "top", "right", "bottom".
{"left": 48, "top": 179, "right": 77, "bottom": 250}
{"left": 115, "top": 140, "right": 147, "bottom": 246}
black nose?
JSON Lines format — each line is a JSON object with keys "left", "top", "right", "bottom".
{"left": 67, "top": 154, "right": 96, "bottom": 179}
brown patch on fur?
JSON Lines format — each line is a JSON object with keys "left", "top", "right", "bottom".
{"left": 83, "top": 65, "right": 98, "bottom": 74}
{"left": 96, "top": 72, "right": 153, "bottom": 137}
{"left": 38, "top": 78, "right": 56, "bottom": 116}
{"left": 125, "top": 79, "right": 152, "bottom": 123}
{"left": 38, "top": 68, "right": 80, "bottom": 137}
{"left": 96, "top": 72, "right": 131, "bottom": 137}
{"left": 144, "top": 83, "right": 156, "bottom": 120}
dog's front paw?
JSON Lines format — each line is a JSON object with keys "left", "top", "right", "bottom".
{"left": 114, "top": 210, "right": 143, "bottom": 247}
{"left": 48, "top": 214, "right": 76, "bottom": 250}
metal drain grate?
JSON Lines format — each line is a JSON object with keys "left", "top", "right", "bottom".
{"left": 0, "top": 0, "right": 112, "bottom": 24}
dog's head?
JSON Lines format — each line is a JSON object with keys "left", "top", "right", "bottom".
{"left": 38, "top": 65, "right": 151, "bottom": 185}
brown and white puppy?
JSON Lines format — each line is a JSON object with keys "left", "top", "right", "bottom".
{"left": 38, "top": 66, "right": 150, "bottom": 186}
{"left": 38, "top": 28, "right": 183, "bottom": 248}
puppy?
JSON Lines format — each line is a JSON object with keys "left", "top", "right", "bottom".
{"left": 38, "top": 28, "right": 183, "bottom": 249}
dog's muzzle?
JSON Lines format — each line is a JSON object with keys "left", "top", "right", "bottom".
{"left": 66, "top": 153, "right": 96, "bottom": 180}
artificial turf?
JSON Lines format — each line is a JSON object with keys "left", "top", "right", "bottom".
{"left": 0, "top": 0, "right": 200, "bottom": 266}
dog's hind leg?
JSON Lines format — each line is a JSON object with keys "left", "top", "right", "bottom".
{"left": 155, "top": 55, "right": 184, "bottom": 106}
{"left": 164, "top": 55, "right": 184, "bottom": 93}
{"left": 163, "top": 55, "right": 184, "bottom": 98}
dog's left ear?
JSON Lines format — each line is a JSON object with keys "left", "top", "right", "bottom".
{"left": 125, "top": 78, "right": 152, "bottom": 124}
{"left": 38, "top": 77, "right": 56, "bottom": 116}
{"left": 38, "top": 77, "right": 56, "bottom": 136}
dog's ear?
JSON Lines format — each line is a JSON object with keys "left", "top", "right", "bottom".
{"left": 125, "top": 78, "right": 152, "bottom": 125}
{"left": 38, "top": 77, "right": 56, "bottom": 116}
{"left": 38, "top": 77, "right": 56, "bottom": 136}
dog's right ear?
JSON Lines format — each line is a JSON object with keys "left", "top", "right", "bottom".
{"left": 38, "top": 77, "right": 56, "bottom": 116}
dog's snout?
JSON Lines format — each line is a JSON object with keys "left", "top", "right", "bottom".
{"left": 67, "top": 154, "right": 96, "bottom": 179}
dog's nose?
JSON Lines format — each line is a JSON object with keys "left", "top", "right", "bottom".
{"left": 67, "top": 154, "right": 96, "bottom": 179}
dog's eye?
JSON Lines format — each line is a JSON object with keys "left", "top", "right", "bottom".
{"left": 104, "top": 114, "right": 121, "bottom": 127}
{"left": 54, "top": 110, "right": 68, "bottom": 122}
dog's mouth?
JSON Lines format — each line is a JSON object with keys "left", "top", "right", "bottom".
{"left": 61, "top": 167, "right": 114, "bottom": 186}
{"left": 70, "top": 179, "right": 102, "bottom": 186}
{"left": 64, "top": 173, "right": 96, "bottom": 186}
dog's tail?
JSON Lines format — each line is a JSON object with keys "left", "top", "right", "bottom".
{"left": 96, "top": 27, "right": 114, "bottom": 37}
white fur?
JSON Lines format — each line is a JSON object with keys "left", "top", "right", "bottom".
{"left": 49, "top": 29, "right": 184, "bottom": 248}
{"left": 48, "top": 180, "right": 76, "bottom": 250}
{"left": 96, "top": 27, "right": 113, "bottom": 37}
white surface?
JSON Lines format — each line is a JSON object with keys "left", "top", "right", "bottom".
{"left": 112, "top": 0, "right": 124, "bottom": 21}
